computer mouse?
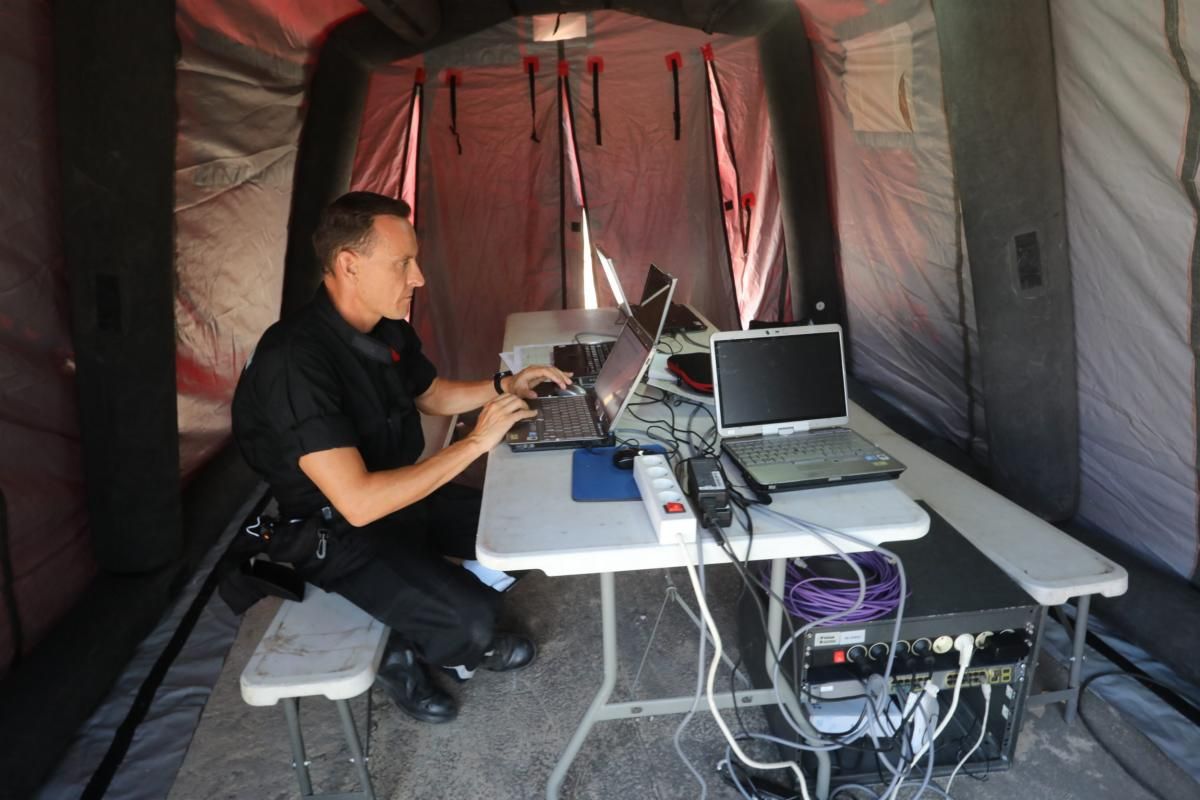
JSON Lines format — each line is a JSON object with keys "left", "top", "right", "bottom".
{"left": 612, "top": 447, "right": 647, "bottom": 470}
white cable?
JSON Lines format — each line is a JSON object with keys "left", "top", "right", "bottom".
{"left": 945, "top": 683, "right": 992, "bottom": 793}
{"left": 676, "top": 535, "right": 813, "bottom": 800}
{"left": 671, "top": 535, "right": 708, "bottom": 799}
{"left": 912, "top": 637, "right": 974, "bottom": 764}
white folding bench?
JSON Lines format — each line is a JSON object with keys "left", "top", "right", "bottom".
{"left": 241, "top": 584, "right": 389, "bottom": 799}
{"left": 851, "top": 401, "right": 1129, "bottom": 722}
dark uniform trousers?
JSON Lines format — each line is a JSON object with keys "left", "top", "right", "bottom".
{"left": 270, "top": 483, "right": 502, "bottom": 669}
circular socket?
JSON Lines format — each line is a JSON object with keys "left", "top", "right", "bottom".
{"left": 975, "top": 631, "right": 994, "bottom": 649}
{"left": 646, "top": 466, "right": 670, "bottom": 479}
{"left": 868, "top": 642, "right": 889, "bottom": 661}
{"left": 932, "top": 635, "right": 954, "bottom": 655}
{"left": 893, "top": 640, "right": 910, "bottom": 656}
{"left": 641, "top": 455, "right": 666, "bottom": 467}
{"left": 910, "top": 638, "right": 932, "bottom": 657}
{"left": 652, "top": 478, "right": 675, "bottom": 491}
{"left": 658, "top": 491, "right": 683, "bottom": 503}
{"left": 846, "top": 644, "right": 868, "bottom": 662}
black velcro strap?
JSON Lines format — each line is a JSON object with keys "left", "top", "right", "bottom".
{"left": 448, "top": 73, "right": 462, "bottom": 155}
{"left": 592, "top": 61, "right": 602, "bottom": 145}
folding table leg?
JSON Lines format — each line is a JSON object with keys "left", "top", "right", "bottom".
{"left": 546, "top": 571, "right": 618, "bottom": 799}
{"left": 282, "top": 697, "right": 313, "bottom": 797}
{"left": 1065, "top": 594, "right": 1091, "bottom": 724}
{"left": 336, "top": 699, "right": 376, "bottom": 800}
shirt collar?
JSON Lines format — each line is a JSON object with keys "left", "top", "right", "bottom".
{"left": 313, "top": 284, "right": 396, "bottom": 365}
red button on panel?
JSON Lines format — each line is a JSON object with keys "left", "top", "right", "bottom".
{"left": 663, "top": 501, "right": 686, "bottom": 513}
{"left": 832, "top": 650, "right": 846, "bottom": 664}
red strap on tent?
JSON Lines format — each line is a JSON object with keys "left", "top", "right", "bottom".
{"left": 701, "top": 43, "right": 715, "bottom": 62}
{"left": 587, "top": 56, "right": 604, "bottom": 146}
{"left": 414, "top": 67, "right": 426, "bottom": 85}
{"left": 522, "top": 56, "right": 541, "bottom": 143}
{"left": 444, "top": 69, "right": 463, "bottom": 155}
{"left": 665, "top": 52, "right": 682, "bottom": 141}
{"left": 557, "top": 59, "right": 569, "bottom": 77}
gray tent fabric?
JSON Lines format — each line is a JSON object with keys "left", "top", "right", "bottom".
{"left": 173, "top": 0, "right": 361, "bottom": 475}
{"left": 0, "top": 0, "right": 92, "bottom": 675}
{"left": 800, "top": 0, "right": 984, "bottom": 457}
{"left": 1051, "top": 0, "right": 1199, "bottom": 578}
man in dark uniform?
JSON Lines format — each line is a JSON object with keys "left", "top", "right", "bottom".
{"left": 232, "top": 191, "right": 570, "bottom": 723}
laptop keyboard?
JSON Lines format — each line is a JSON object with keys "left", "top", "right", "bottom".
{"left": 534, "top": 395, "right": 600, "bottom": 439}
{"left": 726, "top": 430, "right": 869, "bottom": 466}
{"left": 581, "top": 342, "right": 614, "bottom": 374}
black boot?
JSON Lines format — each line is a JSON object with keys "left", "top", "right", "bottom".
{"left": 479, "top": 633, "right": 537, "bottom": 672}
{"left": 375, "top": 640, "right": 457, "bottom": 724}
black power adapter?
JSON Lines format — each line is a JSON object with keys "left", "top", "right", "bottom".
{"left": 685, "top": 457, "right": 733, "bottom": 528}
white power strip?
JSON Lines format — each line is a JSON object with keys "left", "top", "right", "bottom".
{"left": 632, "top": 454, "right": 697, "bottom": 544}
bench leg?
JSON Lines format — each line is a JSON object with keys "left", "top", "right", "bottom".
{"left": 1064, "top": 594, "right": 1091, "bottom": 724}
{"left": 282, "top": 698, "right": 313, "bottom": 797}
{"left": 336, "top": 699, "right": 376, "bottom": 800}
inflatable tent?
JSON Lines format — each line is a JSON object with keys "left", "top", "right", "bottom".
{"left": 1, "top": 0, "right": 1198, "bottom": 793}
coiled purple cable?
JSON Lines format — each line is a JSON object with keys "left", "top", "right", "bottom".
{"left": 763, "top": 552, "right": 906, "bottom": 623}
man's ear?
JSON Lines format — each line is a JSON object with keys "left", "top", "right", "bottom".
{"left": 335, "top": 247, "right": 357, "bottom": 279}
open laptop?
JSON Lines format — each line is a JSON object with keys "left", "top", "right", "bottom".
{"left": 508, "top": 289, "right": 673, "bottom": 452}
{"left": 710, "top": 324, "right": 905, "bottom": 491}
{"left": 639, "top": 263, "right": 707, "bottom": 334}
{"left": 551, "top": 250, "right": 676, "bottom": 386}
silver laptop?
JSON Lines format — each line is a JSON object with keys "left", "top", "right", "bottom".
{"left": 711, "top": 324, "right": 905, "bottom": 491}
{"left": 509, "top": 286, "right": 674, "bottom": 452}
{"left": 551, "top": 250, "right": 675, "bottom": 385}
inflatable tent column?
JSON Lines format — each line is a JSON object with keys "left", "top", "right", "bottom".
{"left": 934, "top": 0, "right": 1080, "bottom": 519}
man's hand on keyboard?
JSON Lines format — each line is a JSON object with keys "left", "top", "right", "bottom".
{"left": 507, "top": 365, "right": 573, "bottom": 399}
{"left": 471, "top": 393, "right": 538, "bottom": 450}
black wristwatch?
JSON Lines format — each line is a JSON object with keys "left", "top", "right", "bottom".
{"left": 493, "top": 370, "right": 513, "bottom": 395}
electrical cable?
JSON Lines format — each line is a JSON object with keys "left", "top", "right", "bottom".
{"left": 1075, "top": 670, "right": 1179, "bottom": 800}
{"left": 911, "top": 636, "right": 973, "bottom": 765}
{"left": 672, "top": 532, "right": 709, "bottom": 799}
{"left": 675, "top": 532, "right": 813, "bottom": 800}
{"left": 753, "top": 506, "right": 908, "bottom": 747}
{"left": 945, "top": 683, "right": 991, "bottom": 793}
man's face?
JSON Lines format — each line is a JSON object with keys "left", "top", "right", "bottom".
{"left": 353, "top": 215, "right": 425, "bottom": 320}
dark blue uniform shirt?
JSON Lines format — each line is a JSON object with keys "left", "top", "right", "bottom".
{"left": 232, "top": 285, "right": 437, "bottom": 518}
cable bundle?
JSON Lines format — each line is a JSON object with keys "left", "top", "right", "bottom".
{"left": 771, "top": 553, "right": 906, "bottom": 623}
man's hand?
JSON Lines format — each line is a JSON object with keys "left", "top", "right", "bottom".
{"left": 505, "top": 365, "right": 573, "bottom": 399}
{"left": 468, "top": 392, "right": 538, "bottom": 450}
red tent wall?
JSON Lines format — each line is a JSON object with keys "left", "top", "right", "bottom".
{"left": 350, "top": 12, "right": 789, "bottom": 378}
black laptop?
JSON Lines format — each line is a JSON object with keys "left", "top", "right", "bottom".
{"left": 508, "top": 309, "right": 666, "bottom": 452}
{"left": 552, "top": 252, "right": 678, "bottom": 386}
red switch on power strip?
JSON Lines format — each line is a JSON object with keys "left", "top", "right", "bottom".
{"left": 832, "top": 649, "right": 847, "bottom": 664}
{"left": 663, "top": 501, "right": 686, "bottom": 514}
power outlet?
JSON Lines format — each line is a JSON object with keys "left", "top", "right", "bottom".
{"left": 632, "top": 454, "right": 697, "bottom": 544}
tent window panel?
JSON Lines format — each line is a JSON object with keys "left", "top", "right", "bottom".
{"left": 843, "top": 21, "right": 916, "bottom": 136}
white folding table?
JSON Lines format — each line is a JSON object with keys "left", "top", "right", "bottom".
{"left": 477, "top": 308, "right": 931, "bottom": 799}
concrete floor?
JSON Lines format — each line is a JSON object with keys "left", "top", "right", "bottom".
{"left": 168, "top": 564, "right": 1199, "bottom": 800}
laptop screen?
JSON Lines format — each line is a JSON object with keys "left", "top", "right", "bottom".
{"left": 631, "top": 275, "right": 673, "bottom": 342}
{"left": 640, "top": 264, "right": 673, "bottom": 306}
{"left": 713, "top": 329, "right": 847, "bottom": 431}
{"left": 593, "top": 317, "right": 656, "bottom": 426}
{"left": 594, "top": 246, "right": 632, "bottom": 317}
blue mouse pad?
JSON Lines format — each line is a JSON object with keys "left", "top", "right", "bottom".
{"left": 571, "top": 444, "right": 668, "bottom": 502}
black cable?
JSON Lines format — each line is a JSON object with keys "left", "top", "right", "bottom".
{"left": 1076, "top": 670, "right": 1185, "bottom": 800}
